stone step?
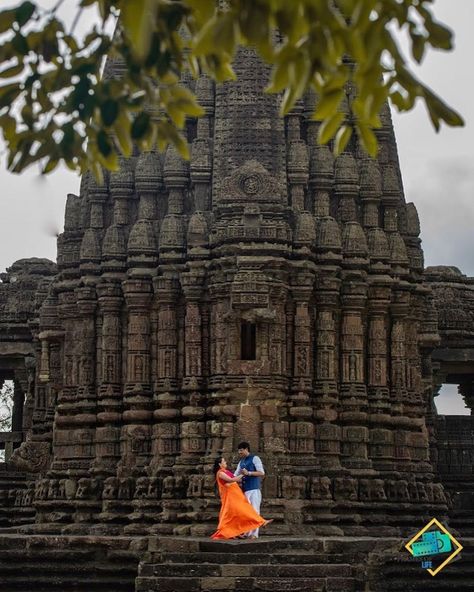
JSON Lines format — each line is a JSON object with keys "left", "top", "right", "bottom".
{"left": 138, "top": 562, "right": 352, "bottom": 578}
{"left": 198, "top": 539, "right": 322, "bottom": 553}
{"left": 148, "top": 535, "right": 392, "bottom": 564}
{"left": 135, "top": 575, "right": 354, "bottom": 592}
{"left": 0, "top": 576, "right": 134, "bottom": 592}
{"left": 0, "top": 548, "right": 98, "bottom": 561}
{"left": 0, "top": 561, "right": 136, "bottom": 575}
{"left": 139, "top": 562, "right": 353, "bottom": 579}
{"left": 153, "top": 551, "right": 345, "bottom": 564}
{"left": 370, "top": 577, "right": 474, "bottom": 592}
{"left": 150, "top": 537, "right": 328, "bottom": 555}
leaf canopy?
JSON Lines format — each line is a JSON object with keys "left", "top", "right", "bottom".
{"left": 0, "top": 0, "right": 464, "bottom": 180}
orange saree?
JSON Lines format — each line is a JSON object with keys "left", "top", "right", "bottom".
{"left": 210, "top": 470, "right": 266, "bottom": 539}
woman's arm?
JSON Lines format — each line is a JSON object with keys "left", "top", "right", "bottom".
{"left": 217, "top": 471, "right": 243, "bottom": 483}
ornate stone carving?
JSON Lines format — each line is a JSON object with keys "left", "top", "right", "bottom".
{"left": 219, "top": 160, "right": 285, "bottom": 203}
{"left": 10, "top": 441, "right": 50, "bottom": 473}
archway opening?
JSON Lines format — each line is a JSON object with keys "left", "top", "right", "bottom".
{"left": 0, "top": 380, "right": 14, "bottom": 461}
{"left": 434, "top": 383, "right": 470, "bottom": 415}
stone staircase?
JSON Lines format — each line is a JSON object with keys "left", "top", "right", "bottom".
{"left": 0, "top": 534, "right": 145, "bottom": 592}
{"left": 136, "top": 535, "right": 474, "bottom": 592}
{"left": 0, "top": 533, "right": 472, "bottom": 591}
{"left": 366, "top": 536, "right": 474, "bottom": 591}
{"left": 135, "top": 536, "right": 374, "bottom": 592}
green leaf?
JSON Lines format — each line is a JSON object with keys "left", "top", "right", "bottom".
{"left": 97, "top": 129, "right": 112, "bottom": 156}
{"left": 266, "top": 60, "right": 290, "bottom": 94}
{"left": 185, "top": 0, "right": 215, "bottom": 26}
{"left": 168, "top": 85, "right": 204, "bottom": 119}
{"left": 409, "top": 32, "right": 425, "bottom": 64}
{"left": 425, "top": 19, "right": 453, "bottom": 50}
{"left": 333, "top": 125, "right": 352, "bottom": 155}
{"left": 357, "top": 123, "right": 378, "bottom": 157}
{"left": 195, "top": 11, "right": 237, "bottom": 57}
{"left": 114, "top": 112, "right": 133, "bottom": 157}
{"left": 0, "top": 9, "right": 16, "bottom": 33}
{"left": 131, "top": 111, "right": 151, "bottom": 139}
{"left": 0, "top": 62, "right": 23, "bottom": 78}
{"left": 318, "top": 111, "right": 345, "bottom": 145}
{"left": 15, "top": 1, "right": 35, "bottom": 27}
{"left": 423, "top": 87, "right": 464, "bottom": 128}
{"left": 122, "top": 0, "right": 157, "bottom": 62}
{"left": 42, "top": 157, "right": 59, "bottom": 174}
{"left": 0, "top": 82, "right": 22, "bottom": 108}
{"left": 279, "top": 86, "right": 297, "bottom": 116}
{"left": 313, "top": 89, "right": 345, "bottom": 120}
{"left": 12, "top": 33, "right": 29, "bottom": 55}
{"left": 100, "top": 99, "right": 119, "bottom": 126}
{"left": 0, "top": 113, "right": 16, "bottom": 137}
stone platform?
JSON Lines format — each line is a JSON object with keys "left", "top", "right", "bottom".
{"left": 0, "top": 534, "right": 473, "bottom": 591}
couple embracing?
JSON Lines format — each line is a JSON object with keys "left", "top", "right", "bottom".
{"left": 211, "top": 441, "right": 272, "bottom": 540}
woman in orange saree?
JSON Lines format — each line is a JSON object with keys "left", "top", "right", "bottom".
{"left": 210, "top": 456, "right": 272, "bottom": 540}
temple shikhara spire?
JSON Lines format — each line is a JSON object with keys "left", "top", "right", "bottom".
{"left": 1, "top": 47, "right": 474, "bottom": 590}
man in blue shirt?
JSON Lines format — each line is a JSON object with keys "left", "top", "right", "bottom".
{"left": 234, "top": 441, "right": 265, "bottom": 538}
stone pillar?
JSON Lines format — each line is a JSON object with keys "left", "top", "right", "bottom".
{"left": 119, "top": 279, "right": 153, "bottom": 476}
{"left": 110, "top": 158, "right": 134, "bottom": 226}
{"left": 191, "top": 76, "right": 213, "bottom": 212}
{"left": 210, "top": 290, "right": 229, "bottom": 384}
{"left": 92, "top": 283, "right": 123, "bottom": 478}
{"left": 181, "top": 271, "right": 205, "bottom": 390}
{"left": 367, "top": 285, "right": 391, "bottom": 410}
{"left": 390, "top": 291, "right": 409, "bottom": 412}
{"left": 339, "top": 285, "right": 371, "bottom": 470}
{"left": 305, "top": 93, "right": 334, "bottom": 219}
{"left": 287, "top": 106, "right": 309, "bottom": 212}
{"left": 154, "top": 277, "right": 179, "bottom": 392}
{"left": 76, "top": 286, "right": 97, "bottom": 403}
{"left": 404, "top": 295, "right": 423, "bottom": 411}
{"left": 292, "top": 280, "right": 313, "bottom": 395}
{"left": 269, "top": 303, "right": 287, "bottom": 382}
{"left": 313, "top": 276, "right": 341, "bottom": 471}
{"left": 340, "top": 290, "right": 366, "bottom": 405}
{"left": 335, "top": 153, "right": 358, "bottom": 223}
{"left": 314, "top": 276, "right": 340, "bottom": 413}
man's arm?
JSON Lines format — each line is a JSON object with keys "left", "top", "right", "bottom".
{"left": 242, "top": 456, "right": 265, "bottom": 477}
{"left": 252, "top": 455, "right": 265, "bottom": 477}
{"left": 234, "top": 460, "right": 242, "bottom": 477}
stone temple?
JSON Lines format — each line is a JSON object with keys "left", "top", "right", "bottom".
{"left": 1, "top": 49, "right": 474, "bottom": 591}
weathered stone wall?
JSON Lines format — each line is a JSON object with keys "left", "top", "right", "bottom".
{"left": 0, "top": 258, "right": 56, "bottom": 439}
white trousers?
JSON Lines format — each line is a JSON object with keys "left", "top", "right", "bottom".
{"left": 244, "top": 489, "right": 262, "bottom": 537}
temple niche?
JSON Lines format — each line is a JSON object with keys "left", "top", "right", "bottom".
{"left": 1, "top": 47, "right": 461, "bottom": 540}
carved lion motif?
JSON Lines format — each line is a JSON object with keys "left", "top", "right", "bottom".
{"left": 10, "top": 441, "right": 50, "bottom": 473}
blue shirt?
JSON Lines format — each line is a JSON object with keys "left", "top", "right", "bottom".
{"left": 235, "top": 455, "right": 264, "bottom": 492}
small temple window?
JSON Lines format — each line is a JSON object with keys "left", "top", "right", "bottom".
{"left": 241, "top": 321, "right": 256, "bottom": 360}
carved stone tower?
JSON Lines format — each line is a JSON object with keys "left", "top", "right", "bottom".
{"left": 14, "top": 48, "right": 446, "bottom": 536}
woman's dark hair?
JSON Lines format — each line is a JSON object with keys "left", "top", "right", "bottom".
{"left": 213, "top": 456, "right": 223, "bottom": 476}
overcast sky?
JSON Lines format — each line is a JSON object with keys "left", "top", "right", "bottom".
{"left": 0, "top": 1, "right": 472, "bottom": 414}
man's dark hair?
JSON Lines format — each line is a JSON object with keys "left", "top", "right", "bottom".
{"left": 237, "top": 441, "right": 250, "bottom": 451}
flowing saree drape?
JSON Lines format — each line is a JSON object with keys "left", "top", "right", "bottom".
{"left": 210, "top": 469, "right": 266, "bottom": 539}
